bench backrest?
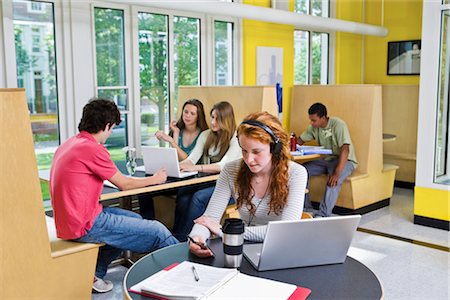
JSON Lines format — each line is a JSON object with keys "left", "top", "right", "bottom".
{"left": 178, "top": 85, "right": 278, "bottom": 126}
{"left": 290, "top": 85, "right": 383, "bottom": 175}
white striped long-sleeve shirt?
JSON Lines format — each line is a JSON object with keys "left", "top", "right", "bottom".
{"left": 190, "top": 159, "right": 307, "bottom": 242}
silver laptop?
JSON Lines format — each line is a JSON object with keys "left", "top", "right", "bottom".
{"left": 138, "top": 147, "right": 198, "bottom": 178}
{"left": 243, "top": 215, "right": 361, "bottom": 271}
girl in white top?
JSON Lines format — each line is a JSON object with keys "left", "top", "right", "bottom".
{"left": 173, "top": 101, "right": 242, "bottom": 240}
{"left": 189, "top": 112, "right": 307, "bottom": 257}
{"left": 179, "top": 101, "right": 241, "bottom": 173}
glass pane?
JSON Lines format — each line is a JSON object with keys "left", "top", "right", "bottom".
{"left": 105, "top": 114, "right": 128, "bottom": 158}
{"left": 214, "top": 21, "right": 233, "bottom": 86}
{"left": 294, "top": 0, "right": 309, "bottom": 14}
{"left": 173, "top": 16, "right": 200, "bottom": 114}
{"left": 312, "top": 0, "right": 329, "bottom": 17}
{"left": 138, "top": 12, "right": 169, "bottom": 147}
{"left": 94, "top": 7, "right": 126, "bottom": 87}
{"left": 97, "top": 88, "right": 128, "bottom": 111}
{"left": 435, "top": 10, "right": 450, "bottom": 185}
{"left": 13, "top": 0, "right": 59, "bottom": 201}
{"left": 294, "top": 30, "right": 309, "bottom": 84}
{"left": 311, "top": 32, "right": 328, "bottom": 84}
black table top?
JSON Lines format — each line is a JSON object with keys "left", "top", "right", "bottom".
{"left": 124, "top": 239, "right": 383, "bottom": 300}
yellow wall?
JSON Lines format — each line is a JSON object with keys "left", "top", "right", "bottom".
{"left": 414, "top": 186, "right": 450, "bottom": 221}
{"left": 364, "top": 0, "right": 422, "bottom": 84}
{"left": 335, "top": 0, "right": 364, "bottom": 84}
{"left": 241, "top": 0, "right": 422, "bottom": 124}
{"left": 243, "top": 0, "right": 294, "bottom": 128}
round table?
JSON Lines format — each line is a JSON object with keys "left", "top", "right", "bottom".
{"left": 124, "top": 239, "right": 383, "bottom": 299}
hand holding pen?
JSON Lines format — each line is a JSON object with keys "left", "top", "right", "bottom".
{"left": 188, "top": 235, "right": 214, "bottom": 258}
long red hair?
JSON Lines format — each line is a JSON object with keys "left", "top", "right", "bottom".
{"left": 235, "top": 112, "right": 291, "bottom": 215}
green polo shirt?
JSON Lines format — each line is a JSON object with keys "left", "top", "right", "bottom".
{"left": 300, "top": 117, "right": 358, "bottom": 168}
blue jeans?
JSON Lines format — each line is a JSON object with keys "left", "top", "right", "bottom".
{"left": 173, "top": 185, "right": 215, "bottom": 241}
{"left": 75, "top": 207, "right": 178, "bottom": 278}
{"left": 303, "top": 159, "right": 355, "bottom": 217}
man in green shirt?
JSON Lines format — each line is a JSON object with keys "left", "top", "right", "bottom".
{"left": 298, "top": 103, "right": 357, "bottom": 217}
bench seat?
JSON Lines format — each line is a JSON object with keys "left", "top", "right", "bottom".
{"left": 308, "top": 164, "right": 398, "bottom": 213}
{"left": 46, "top": 216, "right": 103, "bottom": 258}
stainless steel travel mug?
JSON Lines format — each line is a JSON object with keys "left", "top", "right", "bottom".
{"left": 222, "top": 218, "right": 244, "bottom": 268}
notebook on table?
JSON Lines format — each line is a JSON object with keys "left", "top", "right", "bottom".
{"left": 244, "top": 215, "right": 361, "bottom": 271}
{"left": 129, "top": 261, "right": 311, "bottom": 300}
{"left": 136, "top": 146, "right": 198, "bottom": 178}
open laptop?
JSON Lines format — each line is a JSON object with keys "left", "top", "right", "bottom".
{"left": 137, "top": 147, "right": 198, "bottom": 178}
{"left": 243, "top": 215, "right": 361, "bottom": 271}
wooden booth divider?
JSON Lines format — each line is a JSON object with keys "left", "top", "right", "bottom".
{"left": 290, "top": 85, "right": 398, "bottom": 213}
{"left": 177, "top": 85, "right": 278, "bottom": 125}
{"left": 0, "top": 89, "right": 101, "bottom": 299}
{"left": 382, "top": 84, "right": 419, "bottom": 185}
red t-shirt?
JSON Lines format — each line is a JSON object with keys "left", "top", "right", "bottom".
{"left": 50, "top": 131, "right": 118, "bottom": 239}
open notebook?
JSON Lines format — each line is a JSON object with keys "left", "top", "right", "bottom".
{"left": 129, "top": 261, "right": 310, "bottom": 300}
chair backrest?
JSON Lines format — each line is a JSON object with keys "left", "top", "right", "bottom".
{"left": 290, "top": 85, "right": 384, "bottom": 175}
{"left": 0, "top": 88, "right": 54, "bottom": 296}
{"left": 178, "top": 85, "right": 278, "bottom": 126}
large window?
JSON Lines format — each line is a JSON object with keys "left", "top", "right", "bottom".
{"left": 13, "top": 0, "right": 58, "bottom": 200}
{"left": 94, "top": 7, "right": 129, "bottom": 160}
{"left": 138, "top": 12, "right": 169, "bottom": 146}
{"left": 294, "top": 0, "right": 329, "bottom": 84}
{"left": 137, "top": 10, "right": 201, "bottom": 147}
{"left": 214, "top": 21, "right": 234, "bottom": 85}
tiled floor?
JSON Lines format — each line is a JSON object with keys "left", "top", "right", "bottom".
{"left": 93, "top": 187, "right": 450, "bottom": 300}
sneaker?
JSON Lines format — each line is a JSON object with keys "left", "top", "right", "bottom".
{"left": 92, "top": 276, "right": 113, "bottom": 293}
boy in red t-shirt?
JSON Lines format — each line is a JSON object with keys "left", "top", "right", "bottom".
{"left": 50, "top": 99, "right": 178, "bottom": 293}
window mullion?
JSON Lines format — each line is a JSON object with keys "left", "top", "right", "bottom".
{"left": 168, "top": 14, "right": 175, "bottom": 123}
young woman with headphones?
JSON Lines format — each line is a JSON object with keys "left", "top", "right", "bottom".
{"left": 188, "top": 111, "right": 308, "bottom": 258}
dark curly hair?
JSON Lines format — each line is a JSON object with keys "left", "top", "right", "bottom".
{"left": 78, "top": 98, "right": 121, "bottom": 133}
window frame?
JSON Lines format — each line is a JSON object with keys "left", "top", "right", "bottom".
{"left": 293, "top": 0, "right": 335, "bottom": 85}
{"left": 2, "top": 0, "right": 68, "bottom": 141}
{"left": 92, "top": 2, "right": 134, "bottom": 151}
{"left": 206, "top": 14, "right": 240, "bottom": 86}
{"left": 131, "top": 5, "right": 208, "bottom": 151}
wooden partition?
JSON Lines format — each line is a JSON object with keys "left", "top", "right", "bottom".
{"left": 382, "top": 85, "right": 419, "bottom": 184}
{"left": 0, "top": 89, "right": 101, "bottom": 299}
{"left": 290, "top": 85, "right": 397, "bottom": 212}
{"left": 178, "top": 85, "right": 278, "bottom": 124}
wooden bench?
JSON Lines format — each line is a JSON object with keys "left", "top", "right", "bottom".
{"left": 290, "top": 85, "right": 398, "bottom": 214}
{"left": 46, "top": 216, "right": 103, "bottom": 258}
{"left": 0, "top": 88, "right": 102, "bottom": 299}
{"left": 382, "top": 84, "right": 419, "bottom": 185}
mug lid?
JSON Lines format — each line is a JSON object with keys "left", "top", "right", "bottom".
{"left": 222, "top": 218, "right": 244, "bottom": 234}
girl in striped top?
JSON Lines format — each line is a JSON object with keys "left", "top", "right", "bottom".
{"left": 189, "top": 112, "right": 307, "bottom": 257}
